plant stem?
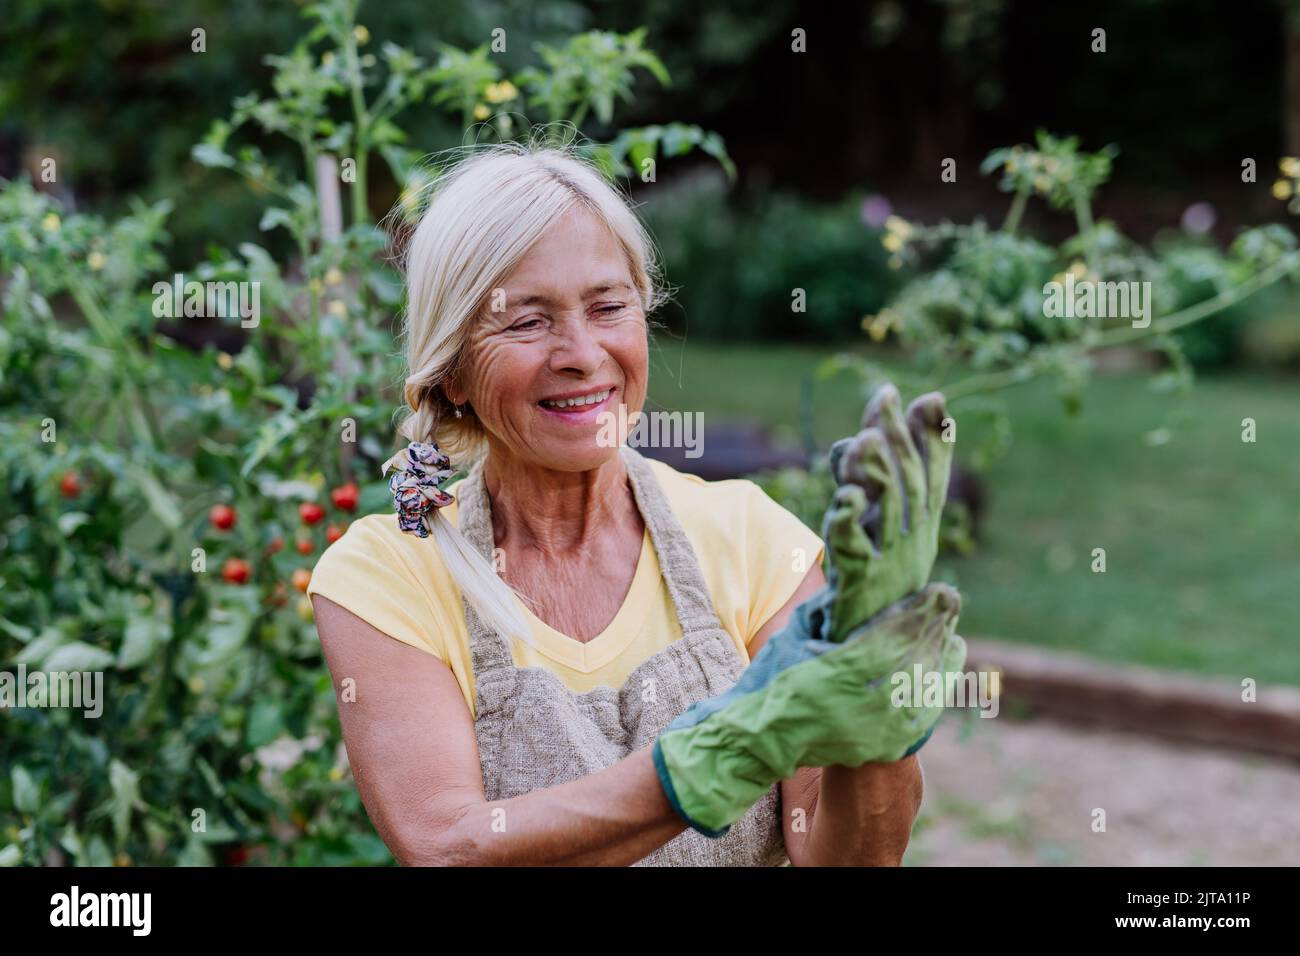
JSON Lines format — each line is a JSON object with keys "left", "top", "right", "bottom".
{"left": 1073, "top": 191, "right": 1094, "bottom": 236}
{"left": 66, "top": 277, "right": 164, "bottom": 450}
{"left": 343, "top": 28, "right": 371, "bottom": 226}
{"left": 1003, "top": 185, "right": 1030, "bottom": 234}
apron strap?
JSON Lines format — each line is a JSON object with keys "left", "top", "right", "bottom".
{"left": 618, "top": 446, "right": 725, "bottom": 636}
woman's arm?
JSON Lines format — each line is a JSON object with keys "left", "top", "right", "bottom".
{"left": 800, "top": 757, "right": 923, "bottom": 866}
{"left": 747, "top": 565, "right": 925, "bottom": 867}
{"left": 312, "top": 595, "right": 689, "bottom": 866}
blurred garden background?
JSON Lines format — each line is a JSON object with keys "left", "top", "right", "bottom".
{"left": 1, "top": 0, "right": 1297, "bottom": 866}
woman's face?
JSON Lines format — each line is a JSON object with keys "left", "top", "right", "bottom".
{"left": 450, "top": 206, "right": 649, "bottom": 472}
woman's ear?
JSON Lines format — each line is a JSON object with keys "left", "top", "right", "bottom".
{"left": 441, "top": 378, "right": 466, "bottom": 409}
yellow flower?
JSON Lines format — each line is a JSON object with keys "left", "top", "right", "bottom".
{"left": 473, "top": 103, "right": 490, "bottom": 121}
{"left": 216, "top": 351, "right": 233, "bottom": 370}
{"left": 882, "top": 232, "right": 904, "bottom": 253}
{"left": 308, "top": 278, "right": 323, "bottom": 295}
{"left": 328, "top": 766, "right": 345, "bottom": 781}
{"left": 41, "top": 213, "right": 60, "bottom": 233}
{"left": 883, "top": 215, "right": 911, "bottom": 238}
{"left": 328, "top": 300, "right": 347, "bottom": 317}
{"left": 87, "top": 251, "right": 106, "bottom": 271}
{"left": 1068, "top": 260, "right": 1087, "bottom": 279}
{"left": 1280, "top": 156, "right": 1300, "bottom": 178}
{"left": 325, "top": 267, "right": 344, "bottom": 286}
{"left": 484, "top": 80, "right": 518, "bottom": 104}
{"left": 1272, "top": 178, "right": 1293, "bottom": 200}
{"left": 188, "top": 675, "right": 206, "bottom": 694}
{"left": 353, "top": 25, "right": 370, "bottom": 45}
{"left": 867, "top": 309, "right": 898, "bottom": 341}
{"left": 321, "top": 51, "right": 335, "bottom": 67}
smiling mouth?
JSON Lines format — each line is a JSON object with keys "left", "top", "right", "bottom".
{"left": 538, "top": 387, "right": 614, "bottom": 410}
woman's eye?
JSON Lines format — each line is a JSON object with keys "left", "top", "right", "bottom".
{"left": 510, "top": 318, "right": 541, "bottom": 331}
{"left": 596, "top": 304, "right": 625, "bottom": 315}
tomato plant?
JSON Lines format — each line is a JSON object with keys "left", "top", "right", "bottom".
{"left": 0, "top": 0, "right": 731, "bottom": 866}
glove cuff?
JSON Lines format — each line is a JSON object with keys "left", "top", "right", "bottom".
{"left": 651, "top": 738, "right": 732, "bottom": 838}
{"left": 901, "top": 723, "right": 936, "bottom": 758}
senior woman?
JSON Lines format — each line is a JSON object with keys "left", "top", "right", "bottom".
{"left": 307, "top": 143, "right": 963, "bottom": 867}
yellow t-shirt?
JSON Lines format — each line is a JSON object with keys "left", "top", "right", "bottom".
{"left": 307, "top": 457, "right": 825, "bottom": 718}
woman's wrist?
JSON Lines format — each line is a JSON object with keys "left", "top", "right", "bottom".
{"left": 802, "top": 756, "right": 923, "bottom": 866}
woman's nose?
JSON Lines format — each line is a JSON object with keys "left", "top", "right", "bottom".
{"left": 547, "top": 318, "right": 606, "bottom": 373}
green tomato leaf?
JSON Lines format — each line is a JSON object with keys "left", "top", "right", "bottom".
{"left": 118, "top": 614, "right": 170, "bottom": 669}
{"left": 43, "top": 641, "right": 115, "bottom": 672}
{"left": 246, "top": 701, "right": 285, "bottom": 749}
{"left": 11, "top": 767, "right": 40, "bottom": 814}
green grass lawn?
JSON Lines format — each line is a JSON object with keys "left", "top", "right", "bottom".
{"left": 647, "top": 338, "right": 1300, "bottom": 686}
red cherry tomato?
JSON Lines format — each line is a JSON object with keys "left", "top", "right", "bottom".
{"left": 299, "top": 502, "right": 326, "bottom": 525}
{"left": 265, "top": 536, "right": 285, "bottom": 555}
{"left": 209, "top": 504, "right": 237, "bottom": 531}
{"left": 292, "top": 568, "right": 312, "bottom": 592}
{"left": 296, "top": 538, "right": 314, "bottom": 555}
{"left": 330, "top": 482, "right": 360, "bottom": 512}
{"left": 325, "top": 524, "right": 344, "bottom": 544}
{"left": 221, "top": 557, "right": 250, "bottom": 585}
{"left": 59, "top": 471, "right": 83, "bottom": 499}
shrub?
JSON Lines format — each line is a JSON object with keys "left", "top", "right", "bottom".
{"left": 642, "top": 170, "right": 899, "bottom": 341}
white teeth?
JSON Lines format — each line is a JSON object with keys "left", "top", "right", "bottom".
{"left": 541, "top": 388, "right": 611, "bottom": 409}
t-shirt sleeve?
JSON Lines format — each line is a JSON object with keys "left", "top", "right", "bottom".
{"left": 305, "top": 518, "right": 450, "bottom": 662}
{"left": 740, "top": 481, "right": 826, "bottom": 647}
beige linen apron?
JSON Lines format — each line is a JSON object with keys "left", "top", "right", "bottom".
{"left": 455, "top": 446, "right": 789, "bottom": 866}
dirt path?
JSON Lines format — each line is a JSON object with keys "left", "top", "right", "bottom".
{"left": 903, "top": 712, "right": 1300, "bottom": 866}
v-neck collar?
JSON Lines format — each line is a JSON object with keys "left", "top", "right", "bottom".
{"left": 517, "top": 528, "right": 658, "bottom": 673}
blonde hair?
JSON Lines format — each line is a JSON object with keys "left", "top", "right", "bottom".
{"left": 391, "top": 137, "right": 666, "bottom": 645}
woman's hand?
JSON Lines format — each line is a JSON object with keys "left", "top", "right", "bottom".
{"left": 651, "top": 382, "right": 964, "bottom": 839}
{"left": 814, "top": 383, "right": 954, "bottom": 644}
{"left": 653, "top": 580, "right": 965, "bottom": 837}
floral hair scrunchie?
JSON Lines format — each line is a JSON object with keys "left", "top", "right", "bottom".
{"left": 380, "top": 441, "right": 457, "bottom": 538}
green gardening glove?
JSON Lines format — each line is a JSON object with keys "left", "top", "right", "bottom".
{"left": 651, "top": 383, "right": 964, "bottom": 837}
{"left": 653, "top": 583, "right": 967, "bottom": 837}
{"left": 813, "top": 383, "right": 954, "bottom": 643}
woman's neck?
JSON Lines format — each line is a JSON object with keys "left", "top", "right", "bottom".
{"left": 482, "top": 446, "right": 639, "bottom": 556}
